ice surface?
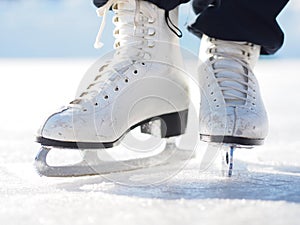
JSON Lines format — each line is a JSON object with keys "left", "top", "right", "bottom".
{"left": 0, "top": 59, "right": 300, "bottom": 225}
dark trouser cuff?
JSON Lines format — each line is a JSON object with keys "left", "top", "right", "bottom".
{"left": 93, "top": 0, "right": 189, "bottom": 11}
{"left": 189, "top": 0, "right": 289, "bottom": 55}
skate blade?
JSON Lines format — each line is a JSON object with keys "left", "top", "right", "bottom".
{"left": 200, "top": 142, "right": 255, "bottom": 178}
{"left": 34, "top": 142, "right": 195, "bottom": 177}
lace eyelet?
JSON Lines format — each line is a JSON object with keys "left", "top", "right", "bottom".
{"left": 125, "top": 78, "right": 129, "bottom": 83}
{"left": 115, "top": 87, "right": 119, "bottom": 91}
{"left": 148, "top": 43, "right": 155, "bottom": 48}
{"left": 99, "top": 64, "right": 108, "bottom": 72}
{"left": 133, "top": 70, "right": 138, "bottom": 75}
{"left": 114, "top": 29, "right": 120, "bottom": 35}
{"left": 113, "top": 17, "right": 119, "bottom": 23}
{"left": 148, "top": 17, "right": 155, "bottom": 24}
{"left": 104, "top": 95, "right": 109, "bottom": 100}
{"left": 148, "top": 28, "right": 156, "bottom": 36}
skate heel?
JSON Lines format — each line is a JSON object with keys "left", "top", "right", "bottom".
{"left": 141, "top": 109, "right": 188, "bottom": 138}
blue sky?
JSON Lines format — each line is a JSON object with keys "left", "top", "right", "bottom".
{"left": 0, "top": 0, "right": 298, "bottom": 58}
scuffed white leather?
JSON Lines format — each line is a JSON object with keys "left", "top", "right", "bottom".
{"left": 198, "top": 35, "right": 268, "bottom": 139}
{"left": 39, "top": 1, "right": 189, "bottom": 143}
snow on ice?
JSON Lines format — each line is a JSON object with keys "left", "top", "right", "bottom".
{"left": 0, "top": 59, "right": 299, "bottom": 225}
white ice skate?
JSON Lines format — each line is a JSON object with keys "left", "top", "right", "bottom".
{"left": 198, "top": 35, "right": 269, "bottom": 176}
{"left": 35, "top": 0, "right": 194, "bottom": 177}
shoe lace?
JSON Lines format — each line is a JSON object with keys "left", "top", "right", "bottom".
{"left": 70, "top": 0, "right": 156, "bottom": 106}
{"left": 208, "top": 38, "right": 256, "bottom": 106}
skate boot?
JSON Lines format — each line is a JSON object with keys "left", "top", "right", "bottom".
{"left": 35, "top": 0, "right": 193, "bottom": 177}
{"left": 198, "top": 35, "right": 268, "bottom": 176}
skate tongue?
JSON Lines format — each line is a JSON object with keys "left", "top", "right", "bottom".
{"left": 213, "top": 59, "right": 248, "bottom": 105}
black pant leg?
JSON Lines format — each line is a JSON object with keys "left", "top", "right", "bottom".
{"left": 189, "top": 0, "right": 290, "bottom": 54}
{"left": 93, "top": 0, "right": 108, "bottom": 8}
{"left": 93, "top": 0, "right": 289, "bottom": 54}
{"left": 93, "top": 0, "right": 189, "bottom": 10}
